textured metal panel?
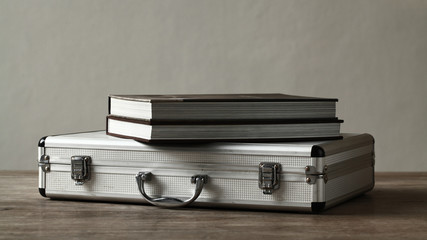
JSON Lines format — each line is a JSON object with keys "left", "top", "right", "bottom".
{"left": 46, "top": 171, "right": 313, "bottom": 204}
{"left": 324, "top": 145, "right": 374, "bottom": 165}
{"left": 45, "top": 147, "right": 312, "bottom": 168}
{"left": 325, "top": 167, "right": 374, "bottom": 202}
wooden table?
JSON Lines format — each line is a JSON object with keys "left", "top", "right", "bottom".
{"left": 1, "top": 172, "right": 426, "bottom": 240}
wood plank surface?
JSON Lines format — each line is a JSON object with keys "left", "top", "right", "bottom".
{"left": 0, "top": 171, "right": 426, "bottom": 240}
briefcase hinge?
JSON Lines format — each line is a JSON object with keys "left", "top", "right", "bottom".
{"left": 71, "top": 156, "right": 91, "bottom": 185}
{"left": 38, "top": 155, "right": 50, "bottom": 172}
{"left": 258, "top": 162, "right": 281, "bottom": 194}
{"left": 305, "top": 165, "right": 328, "bottom": 184}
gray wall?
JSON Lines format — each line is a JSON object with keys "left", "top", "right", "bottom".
{"left": 1, "top": 0, "right": 426, "bottom": 171}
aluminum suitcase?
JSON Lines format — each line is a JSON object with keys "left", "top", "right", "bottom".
{"left": 38, "top": 131, "right": 374, "bottom": 212}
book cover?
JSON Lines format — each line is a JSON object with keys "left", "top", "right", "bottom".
{"left": 109, "top": 93, "right": 338, "bottom": 103}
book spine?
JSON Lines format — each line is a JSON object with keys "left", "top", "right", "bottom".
{"left": 108, "top": 96, "right": 111, "bottom": 115}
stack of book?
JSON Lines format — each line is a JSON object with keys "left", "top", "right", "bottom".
{"left": 106, "top": 93, "right": 343, "bottom": 142}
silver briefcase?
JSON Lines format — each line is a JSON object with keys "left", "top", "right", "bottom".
{"left": 38, "top": 131, "right": 374, "bottom": 212}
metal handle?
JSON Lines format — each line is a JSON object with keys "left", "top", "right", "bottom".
{"left": 135, "top": 172, "right": 208, "bottom": 208}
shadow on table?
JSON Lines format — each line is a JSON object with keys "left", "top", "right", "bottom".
{"left": 325, "top": 187, "right": 427, "bottom": 216}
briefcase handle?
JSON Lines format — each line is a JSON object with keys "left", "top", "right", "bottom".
{"left": 135, "top": 172, "right": 208, "bottom": 208}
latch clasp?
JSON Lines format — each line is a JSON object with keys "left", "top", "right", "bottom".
{"left": 258, "top": 162, "right": 281, "bottom": 194}
{"left": 71, "top": 156, "right": 91, "bottom": 185}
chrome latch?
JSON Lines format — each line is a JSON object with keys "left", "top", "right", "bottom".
{"left": 71, "top": 156, "right": 91, "bottom": 185}
{"left": 38, "top": 155, "right": 50, "bottom": 172}
{"left": 258, "top": 162, "right": 281, "bottom": 194}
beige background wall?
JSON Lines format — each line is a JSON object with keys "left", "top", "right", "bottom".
{"left": 1, "top": 0, "right": 426, "bottom": 171}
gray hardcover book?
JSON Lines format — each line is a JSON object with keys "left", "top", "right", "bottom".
{"left": 38, "top": 131, "right": 374, "bottom": 212}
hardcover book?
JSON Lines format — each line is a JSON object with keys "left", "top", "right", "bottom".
{"left": 106, "top": 115, "right": 343, "bottom": 142}
{"left": 108, "top": 93, "right": 338, "bottom": 123}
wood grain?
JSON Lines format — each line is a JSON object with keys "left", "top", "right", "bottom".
{"left": 0, "top": 172, "right": 426, "bottom": 240}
